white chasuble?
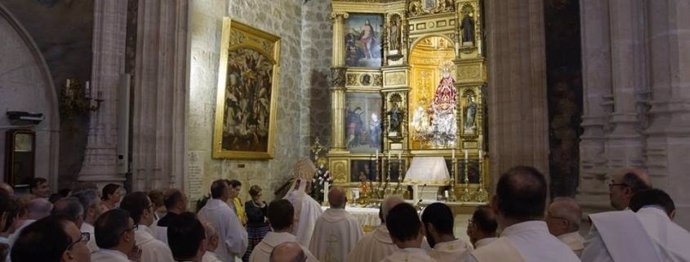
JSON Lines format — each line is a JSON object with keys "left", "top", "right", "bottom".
{"left": 248, "top": 232, "right": 318, "bottom": 262}
{"left": 134, "top": 225, "right": 174, "bottom": 262}
{"left": 347, "top": 224, "right": 399, "bottom": 262}
{"left": 284, "top": 181, "right": 324, "bottom": 248}
{"left": 309, "top": 208, "right": 364, "bottom": 262}
{"left": 428, "top": 239, "right": 472, "bottom": 262}
{"left": 380, "top": 248, "right": 436, "bottom": 262}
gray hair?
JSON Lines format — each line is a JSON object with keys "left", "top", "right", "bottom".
{"left": 51, "top": 197, "right": 84, "bottom": 224}
{"left": 381, "top": 195, "right": 404, "bottom": 223}
{"left": 550, "top": 197, "right": 582, "bottom": 232}
{"left": 72, "top": 189, "right": 100, "bottom": 219}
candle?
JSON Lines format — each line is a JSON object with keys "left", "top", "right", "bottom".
{"left": 376, "top": 150, "right": 379, "bottom": 159}
{"left": 479, "top": 150, "right": 483, "bottom": 158}
{"left": 444, "top": 190, "right": 449, "bottom": 199}
{"left": 398, "top": 152, "right": 401, "bottom": 160}
{"left": 452, "top": 150, "right": 455, "bottom": 160}
{"left": 324, "top": 182, "right": 330, "bottom": 203}
{"left": 388, "top": 151, "right": 391, "bottom": 160}
{"left": 464, "top": 150, "right": 468, "bottom": 161}
{"left": 85, "top": 81, "right": 91, "bottom": 97}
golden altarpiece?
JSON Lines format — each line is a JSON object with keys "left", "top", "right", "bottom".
{"left": 325, "top": 0, "right": 488, "bottom": 205}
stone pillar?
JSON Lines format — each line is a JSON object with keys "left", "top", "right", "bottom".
{"left": 645, "top": 0, "right": 690, "bottom": 228}
{"left": 485, "top": 0, "right": 549, "bottom": 181}
{"left": 78, "top": 0, "right": 128, "bottom": 185}
{"left": 577, "top": 0, "right": 613, "bottom": 210}
{"left": 604, "top": 0, "right": 648, "bottom": 171}
{"left": 330, "top": 12, "right": 348, "bottom": 151}
{"left": 131, "top": 0, "right": 188, "bottom": 191}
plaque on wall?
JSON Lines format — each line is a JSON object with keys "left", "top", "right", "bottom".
{"left": 345, "top": 14, "right": 384, "bottom": 68}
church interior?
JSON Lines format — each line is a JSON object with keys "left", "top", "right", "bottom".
{"left": 1, "top": 0, "right": 690, "bottom": 259}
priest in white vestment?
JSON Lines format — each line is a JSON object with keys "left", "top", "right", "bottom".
{"left": 249, "top": 199, "right": 318, "bottom": 262}
{"left": 198, "top": 180, "right": 249, "bottom": 262}
{"left": 421, "top": 203, "right": 472, "bottom": 261}
{"left": 581, "top": 189, "right": 690, "bottom": 262}
{"left": 91, "top": 209, "right": 138, "bottom": 262}
{"left": 284, "top": 159, "right": 324, "bottom": 248}
{"left": 466, "top": 205, "right": 497, "bottom": 250}
{"left": 72, "top": 189, "right": 104, "bottom": 253}
{"left": 309, "top": 187, "right": 363, "bottom": 262}
{"left": 467, "top": 166, "right": 579, "bottom": 262}
{"left": 545, "top": 197, "right": 584, "bottom": 256}
{"left": 119, "top": 192, "right": 175, "bottom": 262}
{"left": 347, "top": 196, "right": 404, "bottom": 262}
{"left": 381, "top": 203, "right": 436, "bottom": 262}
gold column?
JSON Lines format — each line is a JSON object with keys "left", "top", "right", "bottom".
{"left": 330, "top": 12, "right": 348, "bottom": 150}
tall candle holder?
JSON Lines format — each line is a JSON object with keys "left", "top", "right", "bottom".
{"left": 448, "top": 152, "right": 457, "bottom": 202}
{"left": 474, "top": 151, "right": 489, "bottom": 202}
{"left": 459, "top": 155, "right": 472, "bottom": 202}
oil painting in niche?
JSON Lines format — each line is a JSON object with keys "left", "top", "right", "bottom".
{"left": 345, "top": 93, "right": 383, "bottom": 153}
{"left": 213, "top": 19, "right": 280, "bottom": 159}
{"left": 345, "top": 14, "right": 383, "bottom": 68}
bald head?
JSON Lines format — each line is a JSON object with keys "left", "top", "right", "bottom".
{"left": 382, "top": 195, "right": 404, "bottom": 223}
{"left": 27, "top": 198, "right": 52, "bottom": 220}
{"left": 328, "top": 187, "right": 346, "bottom": 208}
{"left": 610, "top": 168, "right": 653, "bottom": 210}
{"left": 0, "top": 183, "right": 14, "bottom": 196}
{"left": 270, "top": 242, "right": 306, "bottom": 262}
{"left": 546, "top": 197, "right": 581, "bottom": 236}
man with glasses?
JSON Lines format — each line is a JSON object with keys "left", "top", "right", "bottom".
{"left": 608, "top": 168, "right": 652, "bottom": 210}
{"left": 120, "top": 192, "right": 174, "bottom": 262}
{"left": 92, "top": 209, "right": 138, "bottom": 262}
{"left": 545, "top": 197, "right": 584, "bottom": 256}
{"left": 466, "top": 205, "right": 497, "bottom": 249}
{"left": 12, "top": 215, "right": 91, "bottom": 262}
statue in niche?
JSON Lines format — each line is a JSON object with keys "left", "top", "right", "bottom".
{"left": 431, "top": 68, "right": 457, "bottom": 147}
{"left": 412, "top": 98, "right": 431, "bottom": 135}
{"left": 463, "top": 95, "right": 477, "bottom": 133}
{"left": 388, "top": 15, "right": 401, "bottom": 51}
{"left": 387, "top": 98, "right": 403, "bottom": 136}
{"left": 460, "top": 8, "right": 475, "bottom": 47}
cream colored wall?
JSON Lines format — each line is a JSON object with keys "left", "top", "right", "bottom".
{"left": 187, "top": 0, "right": 329, "bottom": 203}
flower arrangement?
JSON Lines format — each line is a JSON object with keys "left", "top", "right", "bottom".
{"left": 310, "top": 166, "right": 333, "bottom": 203}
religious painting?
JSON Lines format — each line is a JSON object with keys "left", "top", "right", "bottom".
{"left": 387, "top": 159, "right": 406, "bottom": 182}
{"left": 350, "top": 159, "right": 379, "bottom": 182}
{"left": 213, "top": 18, "right": 280, "bottom": 159}
{"left": 345, "top": 93, "right": 383, "bottom": 153}
{"left": 345, "top": 14, "right": 384, "bottom": 68}
{"left": 447, "top": 159, "right": 480, "bottom": 184}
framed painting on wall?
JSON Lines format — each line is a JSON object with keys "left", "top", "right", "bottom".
{"left": 345, "top": 14, "right": 384, "bottom": 68}
{"left": 345, "top": 92, "right": 382, "bottom": 153}
{"left": 213, "top": 18, "right": 281, "bottom": 159}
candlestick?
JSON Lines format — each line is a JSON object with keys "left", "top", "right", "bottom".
{"left": 398, "top": 152, "right": 401, "bottom": 160}
{"left": 376, "top": 150, "right": 379, "bottom": 159}
{"left": 464, "top": 150, "right": 468, "bottom": 162}
{"left": 85, "top": 81, "right": 91, "bottom": 97}
{"left": 452, "top": 150, "right": 455, "bottom": 160}
{"left": 388, "top": 151, "right": 391, "bottom": 160}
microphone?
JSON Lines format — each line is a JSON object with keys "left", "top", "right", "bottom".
{"left": 417, "top": 184, "right": 427, "bottom": 206}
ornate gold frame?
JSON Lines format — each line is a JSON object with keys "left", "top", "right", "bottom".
{"left": 212, "top": 18, "right": 281, "bottom": 159}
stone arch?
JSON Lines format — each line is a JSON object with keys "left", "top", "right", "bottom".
{"left": 0, "top": 3, "right": 60, "bottom": 187}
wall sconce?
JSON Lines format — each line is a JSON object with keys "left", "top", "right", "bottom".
{"left": 59, "top": 78, "right": 103, "bottom": 118}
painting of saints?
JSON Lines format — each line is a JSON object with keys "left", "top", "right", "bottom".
{"left": 345, "top": 14, "right": 383, "bottom": 68}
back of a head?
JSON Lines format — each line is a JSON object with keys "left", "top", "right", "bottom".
{"left": 95, "top": 209, "right": 131, "bottom": 249}
{"left": 29, "top": 177, "right": 47, "bottom": 194}
{"left": 102, "top": 184, "right": 121, "bottom": 200}
{"left": 119, "top": 191, "right": 150, "bottom": 224}
{"left": 210, "top": 179, "right": 228, "bottom": 199}
{"left": 421, "top": 202, "right": 454, "bottom": 235}
{"left": 472, "top": 205, "right": 498, "bottom": 234}
{"left": 328, "top": 187, "right": 346, "bottom": 208}
{"left": 164, "top": 189, "right": 184, "bottom": 210}
{"left": 621, "top": 171, "right": 653, "bottom": 194}
{"left": 267, "top": 199, "right": 294, "bottom": 231}
{"left": 496, "top": 166, "right": 547, "bottom": 221}
{"left": 549, "top": 197, "right": 582, "bottom": 231}
{"left": 629, "top": 189, "right": 675, "bottom": 216}
{"left": 148, "top": 189, "right": 164, "bottom": 208}
{"left": 72, "top": 189, "right": 100, "bottom": 217}
{"left": 381, "top": 195, "right": 404, "bottom": 223}
{"left": 0, "top": 182, "right": 14, "bottom": 196}
{"left": 227, "top": 179, "right": 242, "bottom": 188}
{"left": 270, "top": 242, "right": 307, "bottom": 262}
{"left": 27, "top": 198, "right": 53, "bottom": 219}
{"left": 386, "top": 203, "right": 421, "bottom": 242}
{"left": 168, "top": 212, "right": 205, "bottom": 260}
{"left": 51, "top": 197, "right": 84, "bottom": 225}
{"left": 11, "top": 216, "right": 71, "bottom": 262}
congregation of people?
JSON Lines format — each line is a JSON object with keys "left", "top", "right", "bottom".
{"left": 0, "top": 165, "right": 689, "bottom": 262}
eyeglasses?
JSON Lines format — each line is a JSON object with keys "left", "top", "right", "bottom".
{"left": 66, "top": 232, "right": 90, "bottom": 250}
{"left": 121, "top": 224, "right": 138, "bottom": 235}
{"left": 608, "top": 183, "right": 628, "bottom": 189}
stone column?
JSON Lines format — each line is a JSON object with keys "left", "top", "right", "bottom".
{"left": 485, "top": 0, "right": 549, "bottom": 181}
{"left": 78, "top": 0, "right": 128, "bottom": 185}
{"left": 577, "top": 0, "right": 613, "bottom": 211}
{"left": 330, "top": 12, "right": 348, "bottom": 151}
{"left": 131, "top": 0, "right": 188, "bottom": 191}
{"left": 604, "top": 0, "right": 648, "bottom": 171}
{"left": 644, "top": 0, "right": 690, "bottom": 228}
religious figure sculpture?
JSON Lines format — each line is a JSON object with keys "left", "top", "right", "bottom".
{"left": 460, "top": 11, "right": 475, "bottom": 46}
{"left": 387, "top": 101, "right": 403, "bottom": 136}
{"left": 430, "top": 68, "right": 457, "bottom": 147}
{"left": 412, "top": 100, "right": 431, "bottom": 135}
{"left": 464, "top": 95, "right": 477, "bottom": 133}
{"left": 388, "top": 17, "right": 401, "bottom": 51}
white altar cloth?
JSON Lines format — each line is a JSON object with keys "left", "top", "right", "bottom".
{"left": 405, "top": 157, "right": 450, "bottom": 185}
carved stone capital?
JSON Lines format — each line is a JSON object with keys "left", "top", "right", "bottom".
{"left": 330, "top": 11, "right": 349, "bottom": 20}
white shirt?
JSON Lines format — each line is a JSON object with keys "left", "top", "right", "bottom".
{"left": 380, "top": 247, "right": 436, "bottom": 262}
{"left": 285, "top": 192, "right": 323, "bottom": 248}
{"left": 134, "top": 224, "right": 175, "bottom": 262}
{"left": 474, "top": 237, "right": 497, "bottom": 249}
{"left": 91, "top": 249, "right": 131, "bottom": 262}
{"left": 198, "top": 198, "right": 248, "bottom": 262}
{"left": 557, "top": 231, "right": 584, "bottom": 256}
{"left": 81, "top": 222, "right": 99, "bottom": 252}
{"left": 202, "top": 251, "right": 223, "bottom": 262}
{"left": 248, "top": 231, "right": 318, "bottom": 262}
{"left": 309, "top": 208, "right": 363, "bottom": 262}
{"left": 347, "top": 224, "right": 399, "bottom": 262}
{"left": 428, "top": 239, "right": 472, "bottom": 262}
{"left": 467, "top": 221, "right": 579, "bottom": 262}
{"left": 149, "top": 223, "right": 168, "bottom": 244}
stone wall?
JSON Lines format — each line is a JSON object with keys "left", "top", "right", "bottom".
{"left": 188, "top": 0, "right": 323, "bottom": 201}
